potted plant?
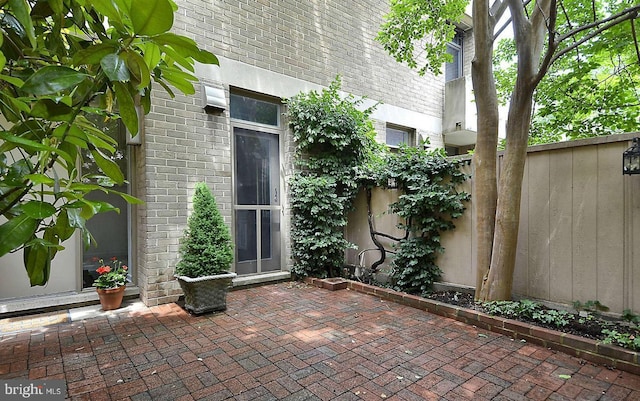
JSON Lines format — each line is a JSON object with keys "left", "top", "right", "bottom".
{"left": 174, "top": 182, "right": 236, "bottom": 314}
{"left": 93, "top": 257, "right": 129, "bottom": 311}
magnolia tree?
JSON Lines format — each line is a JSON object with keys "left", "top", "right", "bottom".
{"left": 0, "top": 0, "right": 217, "bottom": 285}
{"left": 378, "top": 0, "right": 640, "bottom": 300}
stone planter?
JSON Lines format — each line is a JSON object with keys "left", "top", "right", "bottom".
{"left": 96, "top": 286, "right": 126, "bottom": 311}
{"left": 175, "top": 273, "right": 237, "bottom": 314}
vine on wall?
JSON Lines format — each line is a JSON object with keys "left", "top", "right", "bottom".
{"left": 286, "top": 77, "right": 381, "bottom": 278}
{"left": 287, "top": 77, "right": 469, "bottom": 294}
{"left": 373, "top": 147, "right": 470, "bottom": 295}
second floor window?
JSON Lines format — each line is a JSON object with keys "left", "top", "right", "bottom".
{"left": 445, "top": 30, "right": 463, "bottom": 82}
{"left": 386, "top": 125, "right": 414, "bottom": 150}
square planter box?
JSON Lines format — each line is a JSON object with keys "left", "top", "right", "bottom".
{"left": 175, "top": 273, "right": 237, "bottom": 314}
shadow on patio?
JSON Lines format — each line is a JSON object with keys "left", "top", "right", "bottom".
{"left": 1, "top": 282, "right": 639, "bottom": 400}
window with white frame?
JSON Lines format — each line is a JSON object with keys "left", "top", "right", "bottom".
{"left": 445, "top": 30, "right": 464, "bottom": 82}
{"left": 386, "top": 125, "right": 414, "bottom": 150}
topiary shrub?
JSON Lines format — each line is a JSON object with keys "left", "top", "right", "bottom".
{"left": 175, "top": 183, "right": 234, "bottom": 278}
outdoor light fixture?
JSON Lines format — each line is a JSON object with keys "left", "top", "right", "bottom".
{"left": 623, "top": 137, "right": 640, "bottom": 175}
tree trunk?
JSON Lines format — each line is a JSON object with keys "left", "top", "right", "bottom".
{"left": 471, "top": 0, "right": 499, "bottom": 299}
{"left": 478, "top": 89, "right": 533, "bottom": 300}
{"left": 476, "top": 0, "right": 551, "bottom": 301}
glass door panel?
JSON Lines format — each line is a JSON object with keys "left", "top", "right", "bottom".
{"left": 234, "top": 128, "right": 281, "bottom": 274}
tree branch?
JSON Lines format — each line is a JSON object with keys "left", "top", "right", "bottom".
{"left": 551, "top": 5, "right": 640, "bottom": 66}
{"left": 632, "top": 18, "right": 640, "bottom": 65}
{"left": 532, "top": 0, "right": 558, "bottom": 87}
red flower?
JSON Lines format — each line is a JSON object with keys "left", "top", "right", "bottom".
{"left": 110, "top": 256, "right": 118, "bottom": 261}
{"left": 122, "top": 265, "right": 128, "bottom": 271}
{"left": 96, "top": 266, "right": 111, "bottom": 275}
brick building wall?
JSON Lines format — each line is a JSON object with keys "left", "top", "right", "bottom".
{"left": 136, "top": 0, "right": 450, "bottom": 306}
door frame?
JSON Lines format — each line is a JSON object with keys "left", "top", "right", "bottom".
{"left": 230, "top": 119, "right": 284, "bottom": 275}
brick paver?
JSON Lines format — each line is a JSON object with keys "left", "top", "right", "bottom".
{"left": 1, "top": 283, "right": 638, "bottom": 400}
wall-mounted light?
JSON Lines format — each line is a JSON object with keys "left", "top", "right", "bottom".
{"left": 202, "top": 84, "right": 226, "bottom": 113}
{"left": 623, "top": 137, "right": 640, "bottom": 175}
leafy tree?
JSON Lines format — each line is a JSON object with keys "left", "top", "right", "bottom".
{"left": 0, "top": 0, "right": 217, "bottom": 285}
{"left": 378, "top": 0, "right": 640, "bottom": 300}
{"left": 494, "top": 12, "right": 640, "bottom": 144}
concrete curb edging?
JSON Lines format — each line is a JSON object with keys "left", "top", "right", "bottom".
{"left": 303, "top": 277, "right": 640, "bottom": 376}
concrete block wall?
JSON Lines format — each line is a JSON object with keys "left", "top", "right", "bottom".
{"left": 137, "top": 0, "right": 451, "bottom": 306}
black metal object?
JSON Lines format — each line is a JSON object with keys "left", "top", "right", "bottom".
{"left": 623, "top": 137, "right": 640, "bottom": 175}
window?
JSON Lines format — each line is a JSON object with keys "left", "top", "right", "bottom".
{"left": 386, "top": 125, "right": 414, "bottom": 149}
{"left": 82, "top": 119, "right": 132, "bottom": 288}
{"left": 445, "top": 30, "right": 464, "bottom": 82}
{"left": 230, "top": 93, "right": 279, "bottom": 126}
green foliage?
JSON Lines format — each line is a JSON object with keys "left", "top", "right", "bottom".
{"left": 493, "top": 0, "right": 640, "bottom": 144}
{"left": 378, "top": 147, "right": 469, "bottom": 295}
{"left": 175, "top": 183, "right": 233, "bottom": 278}
{"left": 92, "top": 257, "right": 129, "bottom": 289}
{"left": 532, "top": 309, "right": 571, "bottom": 328}
{"left": 572, "top": 300, "right": 609, "bottom": 314}
{"left": 602, "top": 329, "right": 640, "bottom": 351}
{"left": 376, "top": 0, "right": 468, "bottom": 76}
{"left": 622, "top": 309, "right": 640, "bottom": 325}
{"left": 483, "top": 299, "right": 570, "bottom": 328}
{"left": 289, "top": 175, "right": 354, "bottom": 278}
{"left": 286, "top": 77, "right": 382, "bottom": 278}
{"left": 0, "top": 0, "right": 217, "bottom": 285}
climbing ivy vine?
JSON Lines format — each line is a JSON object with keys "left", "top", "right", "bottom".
{"left": 286, "top": 77, "right": 381, "bottom": 278}
{"left": 287, "top": 78, "right": 469, "bottom": 293}
{"left": 375, "top": 147, "right": 470, "bottom": 295}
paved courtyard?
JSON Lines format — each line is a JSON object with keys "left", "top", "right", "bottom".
{"left": 1, "top": 282, "right": 639, "bottom": 400}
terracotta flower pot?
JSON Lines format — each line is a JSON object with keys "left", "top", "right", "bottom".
{"left": 96, "top": 286, "right": 126, "bottom": 311}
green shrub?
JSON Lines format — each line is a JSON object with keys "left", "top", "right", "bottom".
{"left": 175, "top": 183, "right": 233, "bottom": 278}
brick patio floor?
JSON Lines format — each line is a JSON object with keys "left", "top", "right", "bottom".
{"left": 1, "top": 282, "right": 639, "bottom": 400}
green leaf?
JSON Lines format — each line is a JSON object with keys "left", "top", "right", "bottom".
{"left": 113, "top": 81, "right": 138, "bottom": 135}
{"left": 30, "top": 99, "right": 75, "bottom": 121}
{"left": 101, "top": 53, "right": 130, "bottom": 82}
{"left": 89, "top": 146, "right": 125, "bottom": 184}
{"left": 0, "top": 214, "right": 38, "bottom": 257}
{"left": 21, "top": 66, "right": 88, "bottom": 95}
{"left": 22, "top": 200, "right": 56, "bottom": 219}
{"left": 108, "top": 188, "right": 144, "bottom": 204}
{"left": 8, "top": 0, "right": 36, "bottom": 48}
{"left": 139, "top": 42, "right": 162, "bottom": 71}
{"left": 558, "top": 375, "right": 571, "bottom": 380}
{"left": 129, "top": 0, "right": 174, "bottom": 35}
{"left": 123, "top": 50, "right": 150, "bottom": 89}
{"left": 24, "top": 174, "right": 55, "bottom": 185}
{"left": 160, "top": 67, "right": 197, "bottom": 94}
{"left": 0, "top": 73, "right": 24, "bottom": 88}
{"left": 73, "top": 43, "right": 119, "bottom": 65}
{"left": 0, "top": 131, "right": 73, "bottom": 166}
{"left": 55, "top": 210, "right": 76, "bottom": 241}
{"left": 89, "top": 0, "right": 125, "bottom": 31}
{"left": 23, "top": 239, "right": 52, "bottom": 286}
